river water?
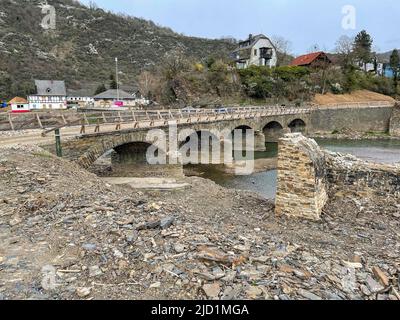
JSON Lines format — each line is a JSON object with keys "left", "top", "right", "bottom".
{"left": 188, "top": 139, "right": 400, "bottom": 199}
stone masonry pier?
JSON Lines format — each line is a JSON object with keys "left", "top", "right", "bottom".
{"left": 275, "top": 134, "right": 328, "bottom": 220}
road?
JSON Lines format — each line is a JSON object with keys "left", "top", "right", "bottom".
{"left": 0, "top": 107, "right": 310, "bottom": 148}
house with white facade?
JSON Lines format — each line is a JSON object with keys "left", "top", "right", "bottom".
{"left": 9, "top": 97, "right": 30, "bottom": 113}
{"left": 28, "top": 80, "right": 67, "bottom": 110}
{"left": 232, "top": 34, "right": 277, "bottom": 69}
{"left": 67, "top": 95, "right": 94, "bottom": 107}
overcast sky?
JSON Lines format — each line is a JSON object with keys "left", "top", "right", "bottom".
{"left": 80, "top": 0, "right": 400, "bottom": 54}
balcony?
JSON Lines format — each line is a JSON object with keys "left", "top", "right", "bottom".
{"left": 260, "top": 48, "right": 273, "bottom": 60}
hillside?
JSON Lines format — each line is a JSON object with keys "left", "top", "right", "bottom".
{"left": 313, "top": 90, "right": 395, "bottom": 106}
{"left": 0, "top": 0, "right": 236, "bottom": 98}
{"left": 377, "top": 49, "right": 400, "bottom": 63}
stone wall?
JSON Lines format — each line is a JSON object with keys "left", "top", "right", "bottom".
{"left": 310, "top": 106, "right": 394, "bottom": 134}
{"left": 389, "top": 103, "right": 400, "bottom": 136}
{"left": 275, "top": 133, "right": 399, "bottom": 221}
{"left": 275, "top": 133, "right": 328, "bottom": 220}
{"left": 326, "top": 153, "right": 400, "bottom": 197}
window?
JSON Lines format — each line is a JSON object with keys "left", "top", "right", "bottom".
{"left": 254, "top": 49, "right": 257, "bottom": 56}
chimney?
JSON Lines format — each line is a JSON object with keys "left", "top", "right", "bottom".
{"left": 248, "top": 34, "right": 253, "bottom": 41}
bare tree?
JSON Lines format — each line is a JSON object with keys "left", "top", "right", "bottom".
{"left": 137, "top": 70, "right": 158, "bottom": 99}
{"left": 335, "top": 35, "right": 355, "bottom": 69}
{"left": 271, "top": 35, "right": 293, "bottom": 66}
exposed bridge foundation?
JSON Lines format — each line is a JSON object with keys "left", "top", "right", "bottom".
{"left": 275, "top": 133, "right": 328, "bottom": 220}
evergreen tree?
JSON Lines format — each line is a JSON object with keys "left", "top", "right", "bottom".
{"left": 389, "top": 49, "right": 400, "bottom": 89}
{"left": 109, "top": 74, "right": 118, "bottom": 89}
{"left": 354, "top": 30, "right": 373, "bottom": 72}
{"left": 94, "top": 84, "right": 107, "bottom": 95}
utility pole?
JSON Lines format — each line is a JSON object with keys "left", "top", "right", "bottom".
{"left": 115, "top": 57, "right": 120, "bottom": 101}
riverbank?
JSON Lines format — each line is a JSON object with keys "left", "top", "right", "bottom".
{"left": 0, "top": 145, "right": 399, "bottom": 300}
{"left": 311, "top": 131, "right": 400, "bottom": 141}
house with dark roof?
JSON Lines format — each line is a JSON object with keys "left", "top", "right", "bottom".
{"left": 67, "top": 88, "right": 94, "bottom": 108}
{"left": 290, "top": 51, "right": 332, "bottom": 68}
{"left": 93, "top": 89, "right": 137, "bottom": 107}
{"left": 232, "top": 34, "right": 277, "bottom": 69}
{"left": 28, "top": 80, "right": 67, "bottom": 110}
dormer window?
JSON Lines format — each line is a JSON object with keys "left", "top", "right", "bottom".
{"left": 46, "top": 88, "right": 51, "bottom": 93}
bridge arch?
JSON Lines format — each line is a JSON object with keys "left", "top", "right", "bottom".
{"left": 112, "top": 141, "right": 166, "bottom": 165}
{"left": 263, "top": 121, "right": 284, "bottom": 142}
{"left": 179, "top": 129, "right": 223, "bottom": 164}
{"left": 288, "top": 119, "right": 307, "bottom": 133}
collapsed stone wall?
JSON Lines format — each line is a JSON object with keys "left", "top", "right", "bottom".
{"left": 325, "top": 153, "right": 400, "bottom": 197}
{"left": 275, "top": 133, "right": 399, "bottom": 220}
{"left": 389, "top": 103, "right": 400, "bottom": 136}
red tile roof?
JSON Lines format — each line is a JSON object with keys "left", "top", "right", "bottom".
{"left": 8, "top": 97, "right": 28, "bottom": 104}
{"left": 290, "top": 51, "right": 328, "bottom": 66}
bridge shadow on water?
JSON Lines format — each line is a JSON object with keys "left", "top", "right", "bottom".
{"left": 184, "top": 142, "right": 279, "bottom": 200}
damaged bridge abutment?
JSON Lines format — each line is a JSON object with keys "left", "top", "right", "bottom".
{"left": 275, "top": 133, "right": 400, "bottom": 221}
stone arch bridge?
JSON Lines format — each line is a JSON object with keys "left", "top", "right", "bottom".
{"left": 48, "top": 106, "right": 310, "bottom": 170}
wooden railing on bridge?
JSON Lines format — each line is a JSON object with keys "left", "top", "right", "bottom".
{"left": 0, "top": 105, "right": 311, "bottom": 133}
{"left": 2, "top": 101, "right": 396, "bottom": 133}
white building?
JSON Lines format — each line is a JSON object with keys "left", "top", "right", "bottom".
{"left": 9, "top": 97, "right": 30, "bottom": 113}
{"left": 357, "top": 61, "right": 384, "bottom": 75}
{"left": 232, "top": 34, "right": 277, "bottom": 69}
{"left": 67, "top": 95, "right": 94, "bottom": 108}
{"left": 28, "top": 80, "right": 67, "bottom": 110}
{"left": 93, "top": 89, "right": 137, "bottom": 108}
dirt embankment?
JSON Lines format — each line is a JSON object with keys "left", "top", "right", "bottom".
{"left": 0, "top": 146, "right": 399, "bottom": 300}
{"left": 313, "top": 90, "right": 395, "bottom": 106}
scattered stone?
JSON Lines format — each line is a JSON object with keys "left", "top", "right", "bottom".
{"left": 372, "top": 267, "right": 390, "bottom": 287}
{"left": 137, "top": 216, "right": 175, "bottom": 230}
{"left": 365, "top": 275, "right": 385, "bottom": 293}
{"left": 76, "top": 287, "right": 91, "bottom": 298}
{"left": 0, "top": 145, "right": 399, "bottom": 300}
{"left": 150, "top": 282, "right": 161, "bottom": 289}
{"left": 202, "top": 283, "right": 221, "bottom": 299}
{"left": 196, "top": 246, "right": 233, "bottom": 265}
{"left": 246, "top": 286, "right": 263, "bottom": 299}
{"left": 113, "top": 249, "right": 124, "bottom": 259}
{"left": 9, "top": 216, "right": 22, "bottom": 227}
{"left": 125, "top": 230, "right": 139, "bottom": 243}
{"left": 160, "top": 216, "right": 175, "bottom": 230}
{"left": 82, "top": 243, "right": 97, "bottom": 251}
{"left": 174, "top": 243, "right": 185, "bottom": 253}
{"left": 298, "top": 289, "right": 322, "bottom": 300}
{"left": 343, "top": 261, "right": 363, "bottom": 269}
{"left": 89, "top": 266, "right": 103, "bottom": 277}
{"left": 221, "top": 286, "right": 239, "bottom": 300}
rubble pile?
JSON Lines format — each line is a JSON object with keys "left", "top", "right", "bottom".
{"left": 0, "top": 146, "right": 399, "bottom": 300}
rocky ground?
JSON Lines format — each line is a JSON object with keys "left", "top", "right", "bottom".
{"left": 0, "top": 145, "right": 399, "bottom": 300}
